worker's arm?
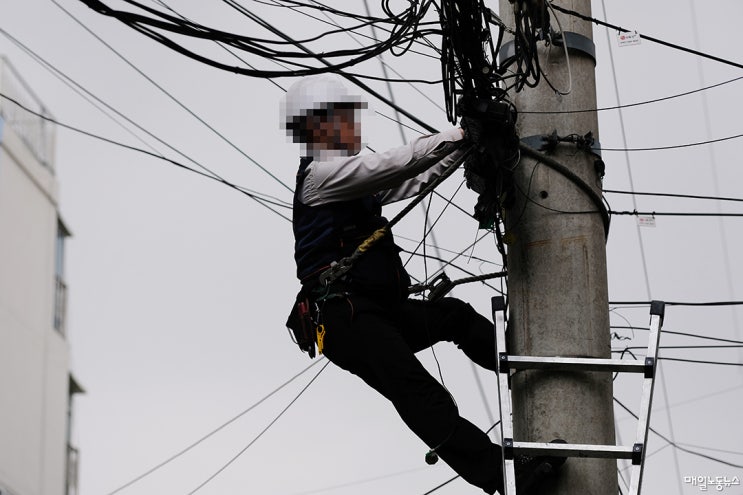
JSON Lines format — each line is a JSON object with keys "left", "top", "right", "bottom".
{"left": 299, "top": 128, "right": 464, "bottom": 206}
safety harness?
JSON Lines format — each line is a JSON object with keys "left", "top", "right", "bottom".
{"left": 317, "top": 141, "right": 474, "bottom": 287}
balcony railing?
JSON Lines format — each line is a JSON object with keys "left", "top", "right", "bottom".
{"left": 0, "top": 56, "right": 56, "bottom": 170}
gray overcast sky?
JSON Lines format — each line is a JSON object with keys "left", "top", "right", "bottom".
{"left": 2, "top": 1, "right": 742, "bottom": 494}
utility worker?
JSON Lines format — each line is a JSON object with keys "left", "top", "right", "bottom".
{"left": 283, "top": 74, "right": 562, "bottom": 495}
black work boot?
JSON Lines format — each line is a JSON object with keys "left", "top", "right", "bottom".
{"left": 513, "top": 439, "right": 567, "bottom": 495}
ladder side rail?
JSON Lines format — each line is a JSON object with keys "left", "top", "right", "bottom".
{"left": 628, "top": 301, "right": 665, "bottom": 495}
{"left": 493, "top": 296, "right": 516, "bottom": 495}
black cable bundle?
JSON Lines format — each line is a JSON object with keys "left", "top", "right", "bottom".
{"left": 76, "top": 0, "right": 438, "bottom": 78}
{"left": 438, "top": 0, "right": 505, "bottom": 124}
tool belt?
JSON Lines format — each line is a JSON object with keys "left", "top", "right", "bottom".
{"left": 285, "top": 281, "right": 349, "bottom": 358}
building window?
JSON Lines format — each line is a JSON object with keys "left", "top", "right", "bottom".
{"left": 54, "top": 218, "right": 70, "bottom": 335}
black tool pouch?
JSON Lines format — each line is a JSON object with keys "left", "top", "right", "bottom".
{"left": 285, "top": 292, "right": 317, "bottom": 358}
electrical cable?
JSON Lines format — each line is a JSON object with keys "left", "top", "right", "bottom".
{"left": 550, "top": 3, "right": 743, "bottom": 71}
{"left": 54, "top": 0, "right": 295, "bottom": 193}
{"left": 520, "top": 75, "right": 743, "bottom": 115}
{"left": 686, "top": 0, "right": 743, "bottom": 364}
{"left": 151, "top": 0, "right": 288, "bottom": 92}
{"left": 613, "top": 345, "right": 743, "bottom": 351}
{"left": 0, "top": 26, "right": 291, "bottom": 210}
{"left": 403, "top": 179, "right": 467, "bottom": 267}
{"left": 612, "top": 345, "right": 742, "bottom": 366}
{"left": 219, "top": 0, "right": 440, "bottom": 135}
{"left": 103, "top": 358, "right": 326, "bottom": 495}
{"left": 185, "top": 360, "right": 331, "bottom": 495}
{"left": 397, "top": 235, "right": 503, "bottom": 267}
{"left": 402, "top": 250, "right": 503, "bottom": 294}
{"left": 674, "top": 442, "right": 743, "bottom": 457}
{"left": 613, "top": 397, "right": 743, "bottom": 469}
{"left": 610, "top": 210, "right": 743, "bottom": 218}
{"left": 0, "top": 91, "right": 292, "bottom": 220}
{"left": 426, "top": 230, "right": 497, "bottom": 283}
{"left": 604, "top": 189, "right": 743, "bottom": 204}
{"left": 267, "top": 0, "right": 442, "bottom": 61}
{"left": 659, "top": 356, "right": 743, "bottom": 367}
{"left": 612, "top": 325, "right": 743, "bottom": 345}
{"left": 0, "top": 29, "right": 160, "bottom": 157}
{"left": 287, "top": 465, "right": 431, "bottom": 495}
{"left": 540, "top": 0, "right": 572, "bottom": 96}
{"left": 650, "top": 383, "right": 743, "bottom": 415}
{"left": 598, "top": 132, "right": 743, "bottom": 152}
{"left": 518, "top": 142, "right": 611, "bottom": 236}
{"left": 611, "top": 301, "right": 743, "bottom": 307}
{"left": 420, "top": 420, "right": 502, "bottom": 495}
{"left": 76, "top": 0, "right": 440, "bottom": 77}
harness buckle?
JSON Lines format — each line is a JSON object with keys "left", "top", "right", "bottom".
{"left": 318, "top": 258, "right": 353, "bottom": 287}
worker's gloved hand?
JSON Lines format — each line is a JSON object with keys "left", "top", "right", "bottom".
{"left": 458, "top": 96, "right": 519, "bottom": 170}
{"left": 458, "top": 96, "right": 519, "bottom": 227}
{"left": 460, "top": 115, "right": 485, "bottom": 145}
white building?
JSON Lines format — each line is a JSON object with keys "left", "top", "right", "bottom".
{"left": 0, "top": 56, "right": 82, "bottom": 495}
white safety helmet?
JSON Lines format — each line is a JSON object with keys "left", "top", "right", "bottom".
{"left": 280, "top": 74, "right": 367, "bottom": 130}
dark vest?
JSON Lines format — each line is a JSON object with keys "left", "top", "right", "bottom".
{"left": 293, "top": 157, "right": 410, "bottom": 299}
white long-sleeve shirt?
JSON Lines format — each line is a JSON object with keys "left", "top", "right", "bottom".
{"left": 299, "top": 127, "right": 464, "bottom": 206}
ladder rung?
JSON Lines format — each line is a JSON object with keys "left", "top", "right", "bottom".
{"left": 500, "top": 355, "right": 649, "bottom": 374}
{"left": 509, "top": 441, "right": 639, "bottom": 460}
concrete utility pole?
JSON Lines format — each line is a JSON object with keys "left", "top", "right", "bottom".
{"left": 497, "top": 1, "right": 617, "bottom": 494}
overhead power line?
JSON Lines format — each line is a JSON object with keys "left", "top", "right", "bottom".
{"left": 605, "top": 189, "right": 743, "bottom": 204}
{"left": 610, "top": 210, "right": 743, "bottom": 218}
{"left": 104, "top": 358, "right": 325, "bottom": 495}
{"left": 614, "top": 397, "right": 743, "bottom": 469}
{"left": 54, "top": 0, "right": 294, "bottom": 193}
{"left": 218, "top": 0, "right": 440, "bottom": 134}
{"left": 0, "top": 26, "right": 290, "bottom": 211}
{"left": 0, "top": 92, "right": 292, "bottom": 220}
{"left": 611, "top": 301, "right": 743, "bottom": 307}
{"left": 612, "top": 326, "right": 743, "bottom": 345}
{"left": 520, "top": 75, "right": 743, "bottom": 115}
{"left": 599, "top": 132, "right": 743, "bottom": 152}
{"left": 551, "top": 3, "right": 743, "bottom": 71}
{"left": 659, "top": 356, "right": 743, "bottom": 367}
{"left": 185, "top": 360, "right": 330, "bottom": 495}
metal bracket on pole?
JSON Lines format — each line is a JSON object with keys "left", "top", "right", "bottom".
{"left": 521, "top": 134, "right": 603, "bottom": 159}
{"left": 498, "top": 32, "right": 596, "bottom": 65}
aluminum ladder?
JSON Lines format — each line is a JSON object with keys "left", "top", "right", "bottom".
{"left": 492, "top": 296, "right": 664, "bottom": 495}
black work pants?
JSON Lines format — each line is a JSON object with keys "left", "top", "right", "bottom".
{"left": 319, "top": 294, "right": 504, "bottom": 494}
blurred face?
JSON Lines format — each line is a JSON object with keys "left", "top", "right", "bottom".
{"left": 304, "top": 104, "right": 362, "bottom": 156}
